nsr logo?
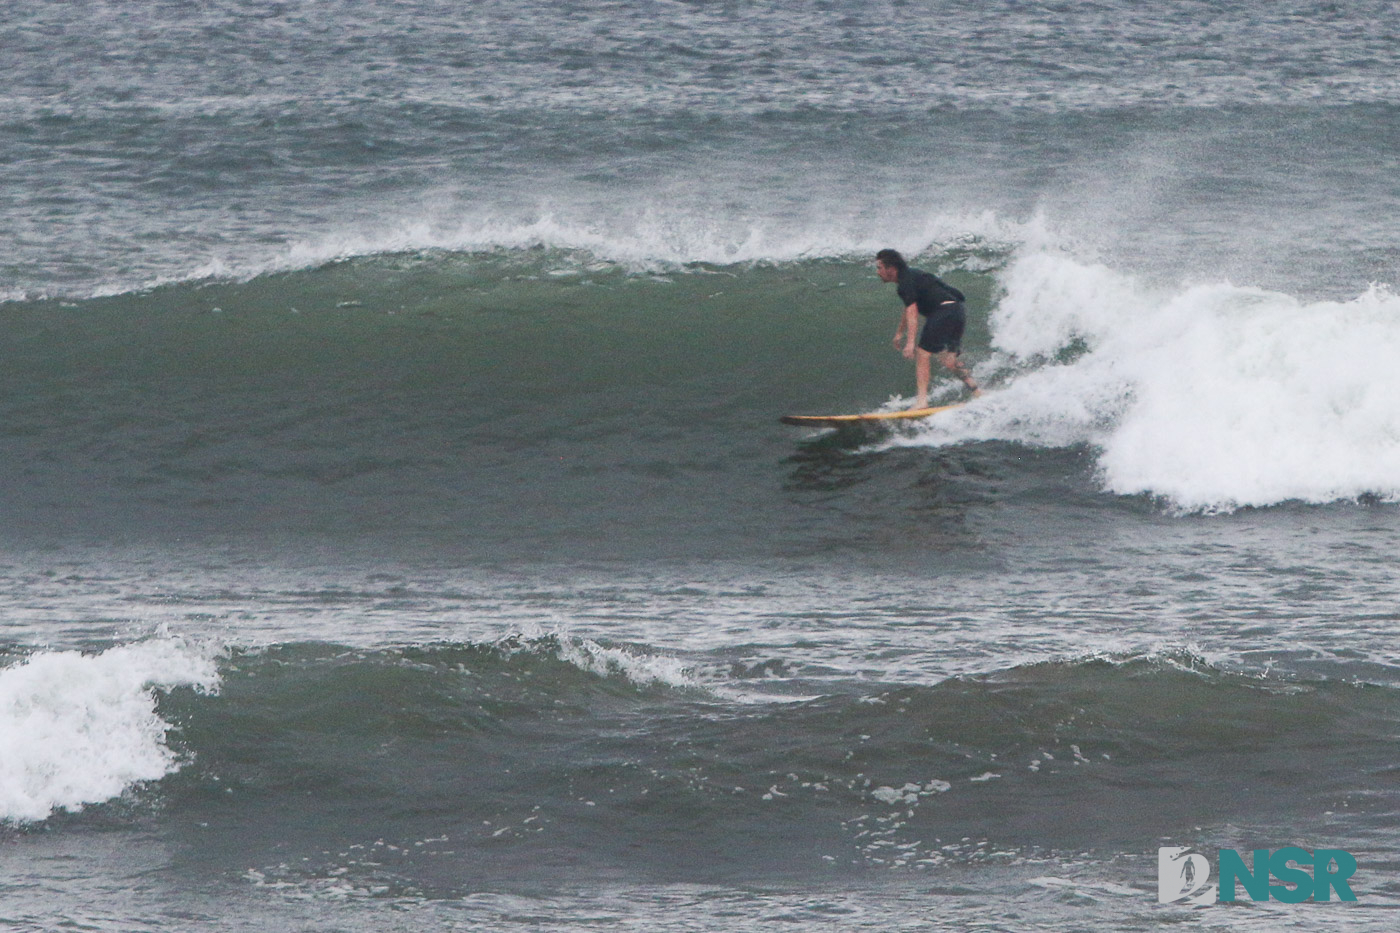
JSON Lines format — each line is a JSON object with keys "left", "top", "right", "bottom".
{"left": 1158, "top": 846, "right": 1358, "bottom": 904}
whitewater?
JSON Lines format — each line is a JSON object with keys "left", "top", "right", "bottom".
{"left": 888, "top": 247, "right": 1400, "bottom": 511}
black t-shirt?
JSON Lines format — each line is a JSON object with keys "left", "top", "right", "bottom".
{"left": 896, "top": 268, "right": 965, "bottom": 316}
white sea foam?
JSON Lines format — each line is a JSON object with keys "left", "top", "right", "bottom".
{"left": 890, "top": 248, "right": 1400, "bottom": 511}
{"left": 552, "top": 636, "right": 697, "bottom": 689}
{"left": 0, "top": 639, "right": 221, "bottom": 824}
{"left": 325, "top": 204, "right": 1023, "bottom": 271}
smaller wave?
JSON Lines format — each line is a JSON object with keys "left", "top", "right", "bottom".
{"left": 10, "top": 639, "right": 1392, "bottom": 883}
{"left": 0, "top": 639, "right": 220, "bottom": 824}
{"left": 891, "top": 248, "right": 1400, "bottom": 511}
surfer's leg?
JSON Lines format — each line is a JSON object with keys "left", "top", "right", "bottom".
{"left": 919, "top": 305, "right": 979, "bottom": 399}
{"left": 914, "top": 349, "right": 932, "bottom": 408}
{"left": 936, "top": 350, "right": 981, "bottom": 397}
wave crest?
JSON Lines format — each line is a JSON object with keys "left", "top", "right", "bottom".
{"left": 0, "top": 639, "right": 221, "bottom": 824}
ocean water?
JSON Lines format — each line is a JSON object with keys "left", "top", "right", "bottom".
{"left": 3, "top": 1, "right": 1400, "bottom": 930}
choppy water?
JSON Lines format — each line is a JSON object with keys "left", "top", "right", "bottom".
{"left": 3, "top": 1, "right": 1400, "bottom": 930}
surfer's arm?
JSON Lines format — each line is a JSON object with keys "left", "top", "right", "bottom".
{"left": 893, "top": 302, "right": 916, "bottom": 346}
{"left": 900, "top": 303, "right": 919, "bottom": 358}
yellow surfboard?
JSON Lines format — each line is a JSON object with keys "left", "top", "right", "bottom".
{"left": 780, "top": 401, "right": 967, "bottom": 427}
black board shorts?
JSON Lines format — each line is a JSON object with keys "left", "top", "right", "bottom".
{"left": 918, "top": 301, "right": 966, "bottom": 354}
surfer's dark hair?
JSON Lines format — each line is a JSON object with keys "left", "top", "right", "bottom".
{"left": 875, "top": 248, "right": 907, "bottom": 271}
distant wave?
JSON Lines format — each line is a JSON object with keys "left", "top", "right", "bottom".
{"left": 9, "top": 205, "right": 1032, "bottom": 305}
{"left": 237, "top": 206, "right": 1028, "bottom": 277}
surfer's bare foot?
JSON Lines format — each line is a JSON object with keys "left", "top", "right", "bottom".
{"left": 912, "top": 398, "right": 928, "bottom": 410}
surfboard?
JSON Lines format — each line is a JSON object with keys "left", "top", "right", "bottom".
{"left": 780, "top": 401, "right": 967, "bottom": 427}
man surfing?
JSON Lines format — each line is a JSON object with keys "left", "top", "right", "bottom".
{"left": 876, "top": 248, "right": 981, "bottom": 407}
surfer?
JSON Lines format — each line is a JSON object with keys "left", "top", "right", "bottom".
{"left": 876, "top": 249, "right": 981, "bottom": 407}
